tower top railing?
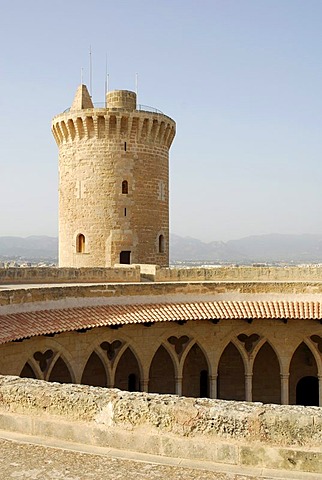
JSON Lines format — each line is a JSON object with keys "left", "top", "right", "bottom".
{"left": 63, "top": 103, "right": 163, "bottom": 114}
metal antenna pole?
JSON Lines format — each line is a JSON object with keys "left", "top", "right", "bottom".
{"left": 89, "top": 45, "right": 93, "bottom": 97}
{"left": 105, "top": 54, "right": 108, "bottom": 106}
{"left": 81, "top": 67, "right": 83, "bottom": 84}
{"left": 135, "top": 73, "right": 138, "bottom": 103}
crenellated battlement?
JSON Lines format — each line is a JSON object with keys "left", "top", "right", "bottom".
{"left": 52, "top": 88, "right": 175, "bottom": 148}
{"left": 52, "top": 109, "right": 175, "bottom": 148}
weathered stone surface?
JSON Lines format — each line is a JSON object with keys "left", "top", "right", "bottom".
{"left": 0, "top": 377, "right": 322, "bottom": 474}
{"left": 155, "top": 265, "right": 322, "bottom": 282}
{"left": 0, "top": 437, "right": 273, "bottom": 480}
{"left": 0, "top": 266, "right": 140, "bottom": 285}
{"left": 2, "top": 278, "right": 322, "bottom": 313}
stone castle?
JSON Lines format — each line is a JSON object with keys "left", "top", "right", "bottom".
{"left": 0, "top": 83, "right": 322, "bottom": 477}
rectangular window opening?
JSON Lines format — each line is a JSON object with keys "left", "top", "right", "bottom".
{"left": 120, "top": 251, "right": 131, "bottom": 264}
{"left": 124, "top": 208, "right": 127, "bottom": 216}
{"left": 124, "top": 141, "right": 127, "bottom": 151}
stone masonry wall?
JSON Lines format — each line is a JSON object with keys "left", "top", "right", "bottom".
{"left": 4, "top": 264, "right": 322, "bottom": 284}
{"left": 0, "top": 266, "right": 140, "bottom": 285}
{"left": 2, "top": 280, "right": 322, "bottom": 312}
{"left": 0, "top": 376, "right": 322, "bottom": 475}
{"left": 155, "top": 265, "right": 322, "bottom": 282}
{"left": 2, "top": 265, "right": 322, "bottom": 287}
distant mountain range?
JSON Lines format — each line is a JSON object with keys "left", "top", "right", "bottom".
{"left": 0, "top": 236, "right": 58, "bottom": 261}
{"left": 2, "top": 233, "right": 322, "bottom": 264}
{"left": 170, "top": 233, "right": 322, "bottom": 264}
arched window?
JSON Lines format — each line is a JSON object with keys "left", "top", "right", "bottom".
{"left": 76, "top": 233, "right": 85, "bottom": 253}
{"left": 122, "top": 180, "right": 128, "bottom": 194}
{"left": 158, "top": 234, "right": 165, "bottom": 254}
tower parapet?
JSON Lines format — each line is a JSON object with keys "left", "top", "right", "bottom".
{"left": 52, "top": 85, "right": 176, "bottom": 268}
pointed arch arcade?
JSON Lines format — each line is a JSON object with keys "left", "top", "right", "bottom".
{"left": 217, "top": 342, "right": 245, "bottom": 401}
{"left": 149, "top": 345, "right": 176, "bottom": 394}
{"left": 114, "top": 347, "right": 141, "bottom": 392}
{"left": 182, "top": 343, "right": 209, "bottom": 398}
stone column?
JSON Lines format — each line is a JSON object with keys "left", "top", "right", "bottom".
{"left": 175, "top": 376, "right": 183, "bottom": 396}
{"left": 141, "top": 380, "right": 149, "bottom": 393}
{"left": 280, "top": 373, "right": 289, "bottom": 405}
{"left": 209, "top": 375, "right": 218, "bottom": 399}
{"left": 319, "top": 376, "right": 322, "bottom": 407}
{"left": 245, "top": 373, "right": 252, "bottom": 402}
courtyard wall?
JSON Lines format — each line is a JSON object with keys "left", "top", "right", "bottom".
{"left": 0, "top": 376, "right": 321, "bottom": 476}
{"left": 0, "top": 266, "right": 140, "bottom": 285}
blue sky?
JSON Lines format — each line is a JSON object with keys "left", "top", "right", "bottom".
{"left": 1, "top": 0, "right": 322, "bottom": 241}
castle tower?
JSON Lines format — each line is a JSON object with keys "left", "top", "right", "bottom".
{"left": 52, "top": 85, "right": 176, "bottom": 267}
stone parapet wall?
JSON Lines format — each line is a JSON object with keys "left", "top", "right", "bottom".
{"left": 0, "top": 266, "right": 140, "bottom": 285}
{"left": 2, "top": 280, "right": 322, "bottom": 312}
{"left": 156, "top": 265, "right": 322, "bottom": 282}
{"left": 0, "top": 376, "right": 321, "bottom": 476}
{"left": 2, "top": 265, "right": 322, "bottom": 286}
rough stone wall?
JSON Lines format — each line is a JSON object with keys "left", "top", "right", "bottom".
{"left": 3, "top": 265, "right": 322, "bottom": 286}
{"left": 2, "top": 280, "right": 322, "bottom": 312}
{"left": 155, "top": 265, "right": 322, "bottom": 282}
{"left": 0, "top": 266, "right": 140, "bottom": 285}
{"left": 52, "top": 89, "right": 175, "bottom": 268}
{"left": 0, "top": 376, "right": 322, "bottom": 474}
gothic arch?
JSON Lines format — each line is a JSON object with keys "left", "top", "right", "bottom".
{"left": 252, "top": 341, "right": 281, "bottom": 404}
{"left": 149, "top": 340, "right": 179, "bottom": 375}
{"left": 149, "top": 344, "right": 176, "bottom": 394}
{"left": 212, "top": 330, "right": 250, "bottom": 377}
{"left": 20, "top": 361, "right": 38, "bottom": 379}
{"left": 217, "top": 341, "right": 245, "bottom": 401}
{"left": 46, "top": 352, "right": 74, "bottom": 384}
{"left": 180, "top": 340, "right": 211, "bottom": 376}
{"left": 81, "top": 350, "right": 109, "bottom": 387}
{"left": 182, "top": 342, "right": 210, "bottom": 398}
{"left": 111, "top": 336, "right": 145, "bottom": 373}
{"left": 16, "top": 353, "right": 42, "bottom": 379}
{"left": 81, "top": 337, "right": 113, "bottom": 382}
{"left": 114, "top": 346, "right": 142, "bottom": 392}
{"left": 298, "top": 338, "right": 322, "bottom": 375}
{"left": 250, "top": 337, "right": 283, "bottom": 374}
{"left": 289, "top": 341, "right": 319, "bottom": 405}
{"left": 36, "top": 339, "right": 75, "bottom": 382}
{"left": 215, "top": 338, "right": 248, "bottom": 375}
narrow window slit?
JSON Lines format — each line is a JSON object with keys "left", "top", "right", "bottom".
{"left": 122, "top": 180, "right": 128, "bottom": 194}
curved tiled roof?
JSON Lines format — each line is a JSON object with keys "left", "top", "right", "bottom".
{"left": 0, "top": 300, "right": 322, "bottom": 344}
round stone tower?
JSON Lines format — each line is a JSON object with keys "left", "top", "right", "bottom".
{"left": 52, "top": 85, "right": 176, "bottom": 267}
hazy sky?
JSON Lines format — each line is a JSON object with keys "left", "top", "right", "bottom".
{"left": 1, "top": 0, "right": 322, "bottom": 242}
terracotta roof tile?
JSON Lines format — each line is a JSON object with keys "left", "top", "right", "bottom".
{"left": 0, "top": 300, "right": 321, "bottom": 344}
